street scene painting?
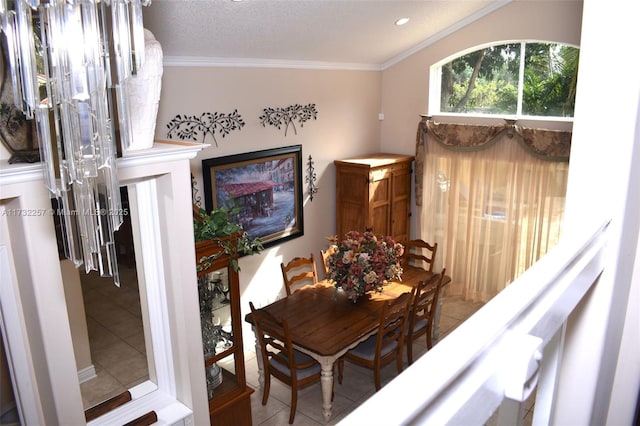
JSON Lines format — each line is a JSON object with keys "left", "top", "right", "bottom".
{"left": 202, "top": 145, "right": 304, "bottom": 248}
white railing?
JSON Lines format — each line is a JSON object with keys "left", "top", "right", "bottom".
{"left": 340, "top": 220, "right": 610, "bottom": 425}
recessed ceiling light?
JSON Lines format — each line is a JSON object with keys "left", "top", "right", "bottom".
{"left": 395, "top": 17, "right": 410, "bottom": 26}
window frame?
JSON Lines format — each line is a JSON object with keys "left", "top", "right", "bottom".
{"left": 428, "top": 40, "right": 579, "bottom": 121}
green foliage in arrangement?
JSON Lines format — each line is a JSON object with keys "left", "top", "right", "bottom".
{"left": 194, "top": 204, "right": 263, "bottom": 271}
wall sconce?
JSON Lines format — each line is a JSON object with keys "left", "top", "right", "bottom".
{"left": 0, "top": 0, "right": 151, "bottom": 285}
{"left": 306, "top": 155, "right": 319, "bottom": 201}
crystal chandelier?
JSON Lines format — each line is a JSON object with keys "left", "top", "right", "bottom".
{"left": 0, "top": 0, "right": 151, "bottom": 285}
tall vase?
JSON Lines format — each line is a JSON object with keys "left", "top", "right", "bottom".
{"left": 125, "top": 29, "right": 163, "bottom": 151}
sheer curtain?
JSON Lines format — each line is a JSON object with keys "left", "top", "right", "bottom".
{"left": 415, "top": 119, "right": 571, "bottom": 302}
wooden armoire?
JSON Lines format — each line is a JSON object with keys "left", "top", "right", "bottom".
{"left": 334, "top": 153, "right": 414, "bottom": 243}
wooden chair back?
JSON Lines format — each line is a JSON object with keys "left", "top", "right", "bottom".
{"left": 280, "top": 254, "right": 319, "bottom": 296}
{"left": 402, "top": 239, "right": 438, "bottom": 272}
{"left": 319, "top": 245, "right": 338, "bottom": 278}
{"left": 339, "top": 289, "right": 415, "bottom": 391}
{"left": 250, "top": 301, "right": 290, "bottom": 371}
{"left": 376, "top": 290, "right": 414, "bottom": 358}
{"left": 249, "top": 301, "right": 321, "bottom": 424}
{"left": 406, "top": 268, "right": 447, "bottom": 364}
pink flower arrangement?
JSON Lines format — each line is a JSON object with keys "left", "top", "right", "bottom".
{"left": 326, "top": 231, "right": 404, "bottom": 301}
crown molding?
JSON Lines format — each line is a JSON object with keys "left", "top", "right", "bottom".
{"left": 163, "top": 56, "right": 382, "bottom": 71}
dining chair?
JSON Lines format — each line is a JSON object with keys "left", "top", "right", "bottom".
{"left": 402, "top": 239, "right": 438, "bottom": 272}
{"left": 337, "top": 289, "right": 415, "bottom": 391}
{"left": 249, "top": 301, "right": 322, "bottom": 424}
{"left": 281, "top": 254, "right": 319, "bottom": 296}
{"left": 319, "top": 245, "right": 338, "bottom": 278}
{"left": 405, "top": 268, "right": 447, "bottom": 364}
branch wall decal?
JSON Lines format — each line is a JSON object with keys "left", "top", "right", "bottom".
{"left": 259, "top": 103, "right": 317, "bottom": 136}
{"left": 191, "top": 173, "right": 202, "bottom": 207}
{"left": 306, "top": 155, "right": 319, "bottom": 201}
{"left": 166, "top": 110, "right": 245, "bottom": 146}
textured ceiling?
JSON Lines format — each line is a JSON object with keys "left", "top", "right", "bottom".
{"left": 142, "top": 0, "right": 510, "bottom": 69}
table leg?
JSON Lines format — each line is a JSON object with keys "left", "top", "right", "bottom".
{"left": 320, "top": 361, "right": 334, "bottom": 421}
{"left": 253, "top": 329, "right": 265, "bottom": 389}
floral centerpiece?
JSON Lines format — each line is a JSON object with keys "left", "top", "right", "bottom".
{"left": 325, "top": 231, "right": 404, "bottom": 301}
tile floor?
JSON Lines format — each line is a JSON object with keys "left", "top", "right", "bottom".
{"left": 79, "top": 265, "right": 149, "bottom": 410}
{"left": 79, "top": 276, "right": 533, "bottom": 425}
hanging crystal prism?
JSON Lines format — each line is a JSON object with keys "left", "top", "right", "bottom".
{"left": 0, "top": 0, "right": 152, "bottom": 286}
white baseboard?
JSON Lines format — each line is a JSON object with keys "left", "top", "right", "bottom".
{"left": 77, "top": 365, "right": 97, "bottom": 384}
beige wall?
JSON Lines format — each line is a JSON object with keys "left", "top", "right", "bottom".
{"left": 156, "top": 66, "right": 382, "bottom": 190}
{"left": 380, "top": 0, "right": 583, "bottom": 155}
{"left": 154, "top": 66, "right": 382, "bottom": 343}
{"left": 380, "top": 0, "right": 582, "bottom": 237}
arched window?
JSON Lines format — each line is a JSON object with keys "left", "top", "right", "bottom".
{"left": 429, "top": 41, "right": 579, "bottom": 119}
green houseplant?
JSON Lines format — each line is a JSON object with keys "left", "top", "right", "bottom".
{"left": 193, "top": 204, "right": 263, "bottom": 272}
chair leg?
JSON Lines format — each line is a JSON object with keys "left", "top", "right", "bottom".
{"left": 407, "top": 338, "right": 414, "bottom": 365}
{"left": 262, "top": 374, "right": 271, "bottom": 406}
{"left": 426, "top": 319, "right": 434, "bottom": 349}
{"left": 289, "top": 387, "right": 298, "bottom": 424}
{"left": 374, "top": 369, "right": 381, "bottom": 391}
{"left": 338, "top": 358, "right": 344, "bottom": 384}
{"left": 373, "top": 360, "right": 381, "bottom": 391}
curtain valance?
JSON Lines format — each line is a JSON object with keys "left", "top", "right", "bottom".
{"left": 422, "top": 119, "right": 571, "bottom": 159}
{"left": 415, "top": 118, "right": 572, "bottom": 206}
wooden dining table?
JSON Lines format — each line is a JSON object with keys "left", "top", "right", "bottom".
{"left": 245, "top": 268, "right": 450, "bottom": 421}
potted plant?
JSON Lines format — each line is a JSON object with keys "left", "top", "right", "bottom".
{"left": 193, "top": 203, "right": 263, "bottom": 272}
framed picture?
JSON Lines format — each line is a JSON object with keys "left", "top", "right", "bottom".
{"left": 202, "top": 145, "right": 304, "bottom": 248}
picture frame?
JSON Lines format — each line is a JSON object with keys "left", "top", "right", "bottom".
{"left": 202, "top": 145, "right": 304, "bottom": 248}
